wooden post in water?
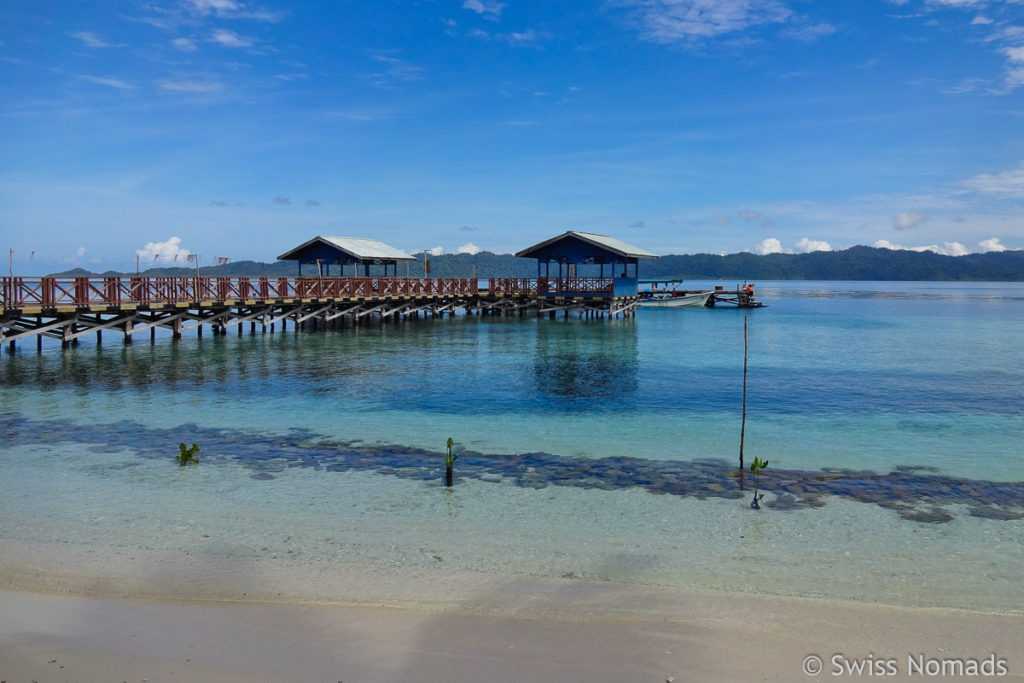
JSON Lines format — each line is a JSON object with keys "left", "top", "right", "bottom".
{"left": 739, "top": 315, "right": 748, "bottom": 473}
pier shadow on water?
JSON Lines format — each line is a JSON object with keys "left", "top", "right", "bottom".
{"left": 1, "top": 413, "right": 1022, "bottom": 525}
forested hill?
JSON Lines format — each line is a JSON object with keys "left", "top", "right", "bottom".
{"left": 649, "top": 246, "right": 1024, "bottom": 281}
{"left": 50, "top": 246, "right": 1024, "bottom": 281}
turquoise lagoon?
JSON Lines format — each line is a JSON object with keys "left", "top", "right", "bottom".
{"left": 1, "top": 281, "right": 1022, "bottom": 611}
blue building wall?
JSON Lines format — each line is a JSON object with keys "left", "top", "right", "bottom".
{"left": 613, "top": 277, "right": 639, "bottom": 297}
{"left": 526, "top": 235, "right": 627, "bottom": 265}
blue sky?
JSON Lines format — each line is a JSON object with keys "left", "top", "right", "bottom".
{"left": 2, "top": 0, "right": 1023, "bottom": 274}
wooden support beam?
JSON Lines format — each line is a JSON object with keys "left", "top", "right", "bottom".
{"left": 324, "top": 304, "right": 361, "bottom": 321}
{"left": 295, "top": 305, "right": 331, "bottom": 324}
{"left": 130, "top": 312, "right": 185, "bottom": 336}
{"left": 61, "top": 313, "right": 141, "bottom": 341}
{"left": 0, "top": 318, "right": 70, "bottom": 344}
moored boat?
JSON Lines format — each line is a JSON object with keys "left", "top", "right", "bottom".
{"left": 638, "top": 290, "right": 714, "bottom": 307}
{"left": 637, "top": 279, "right": 714, "bottom": 308}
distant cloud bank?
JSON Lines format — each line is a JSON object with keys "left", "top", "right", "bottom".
{"left": 874, "top": 237, "right": 1009, "bottom": 256}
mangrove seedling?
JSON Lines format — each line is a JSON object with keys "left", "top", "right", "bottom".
{"left": 749, "top": 456, "right": 768, "bottom": 509}
{"left": 176, "top": 442, "right": 200, "bottom": 467}
{"left": 444, "top": 437, "right": 459, "bottom": 487}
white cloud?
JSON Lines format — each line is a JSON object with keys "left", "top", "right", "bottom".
{"left": 884, "top": 3, "right": 1024, "bottom": 94}
{"left": 77, "top": 75, "right": 133, "bottom": 89}
{"left": 64, "top": 246, "right": 88, "bottom": 264}
{"left": 184, "top": 0, "right": 283, "bottom": 22}
{"left": 755, "top": 237, "right": 784, "bottom": 255}
{"left": 136, "top": 237, "right": 191, "bottom": 263}
{"left": 751, "top": 237, "right": 830, "bottom": 254}
{"left": 71, "top": 31, "right": 114, "bottom": 48}
{"left": 873, "top": 239, "right": 969, "bottom": 256}
{"left": 892, "top": 210, "right": 929, "bottom": 230}
{"left": 187, "top": 0, "right": 243, "bottom": 13}
{"left": 614, "top": 0, "right": 791, "bottom": 43}
{"left": 210, "top": 29, "right": 253, "bottom": 48}
{"left": 781, "top": 22, "right": 836, "bottom": 42}
{"left": 1003, "top": 46, "right": 1024, "bottom": 63}
{"left": 961, "top": 161, "right": 1024, "bottom": 198}
{"left": 367, "top": 55, "right": 425, "bottom": 87}
{"left": 426, "top": 246, "right": 444, "bottom": 256}
{"left": 462, "top": 0, "right": 506, "bottom": 19}
{"left": 998, "top": 47, "right": 1024, "bottom": 91}
{"left": 927, "top": 0, "right": 987, "bottom": 6}
{"left": 502, "top": 29, "right": 539, "bottom": 45}
{"left": 172, "top": 37, "right": 198, "bottom": 52}
{"left": 1007, "top": 67, "right": 1024, "bottom": 91}
{"left": 157, "top": 78, "right": 222, "bottom": 93}
{"left": 941, "top": 78, "right": 988, "bottom": 95}
{"left": 737, "top": 208, "right": 774, "bottom": 227}
{"left": 978, "top": 237, "right": 1008, "bottom": 252}
{"left": 935, "top": 242, "right": 970, "bottom": 257}
{"left": 795, "top": 237, "right": 832, "bottom": 253}
{"left": 456, "top": 242, "right": 481, "bottom": 255}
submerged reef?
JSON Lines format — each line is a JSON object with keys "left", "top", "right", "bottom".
{"left": 2, "top": 413, "right": 1021, "bottom": 524}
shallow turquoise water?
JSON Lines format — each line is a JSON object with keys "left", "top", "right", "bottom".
{"left": 1, "top": 281, "right": 1022, "bottom": 609}
{"left": 3, "top": 280, "right": 1021, "bottom": 479}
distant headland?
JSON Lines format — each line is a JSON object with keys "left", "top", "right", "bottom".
{"left": 50, "top": 245, "right": 1024, "bottom": 282}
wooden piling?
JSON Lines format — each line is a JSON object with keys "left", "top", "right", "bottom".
{"left": 739, "top": 315, "right": 748, "bottom": 472}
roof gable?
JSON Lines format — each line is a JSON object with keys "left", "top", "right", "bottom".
{"left": 278, "top": 236, "right": 415, "bottom": 262}
{"left": 516, "top": 231, "right": 658, "bottom": 261}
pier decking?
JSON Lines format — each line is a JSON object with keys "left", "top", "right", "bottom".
{"left": 1, "top": 274, "right": 661, "bottom": 349}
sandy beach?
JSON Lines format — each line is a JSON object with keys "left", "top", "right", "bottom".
{"left": 2, "top": 589, "right": 1022, "bottom": 683}
{"left": 1, "top": 538, "right": 1022, "bottom": 683}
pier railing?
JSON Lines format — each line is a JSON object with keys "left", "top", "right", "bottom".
{"left": 1, "top": 276, "right": 480, "bottom": 310}
{"left": 1, "top": 275, "right": 637, "bottom": 311}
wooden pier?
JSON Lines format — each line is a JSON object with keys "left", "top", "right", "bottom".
{"left": 1, "top": 275, "right": 652, "bottom": 350}
{"left": 708, "top": 285, "right": 764, "bottom": 308}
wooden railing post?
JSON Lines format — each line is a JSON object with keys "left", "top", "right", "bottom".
{"left": 74, "top": 277, "right": 89, "bottom": 306}
{"left": 104, "top": 277, "right": 119, "bottom": 306}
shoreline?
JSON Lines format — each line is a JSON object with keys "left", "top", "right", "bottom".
{"left": 3, "top": 495, "right": 1023, "bottom": 681}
